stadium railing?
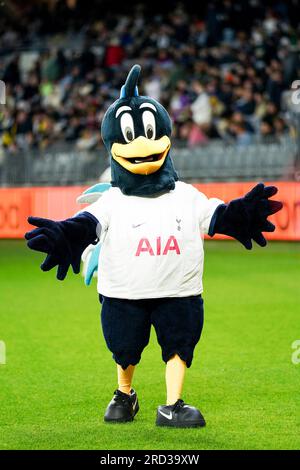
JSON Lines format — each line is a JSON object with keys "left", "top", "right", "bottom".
{"left": 0, "top": 137, "right": 298, "bottom": 187}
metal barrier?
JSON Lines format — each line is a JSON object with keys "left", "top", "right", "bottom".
{"left": 0, "top": 147, "right": 109, "bottom": 187}
{"left": 0, "top": 138, "right": 298, "bottom": 187}
{"left": 172, "top": 138, "right": 298, "bottom": 182}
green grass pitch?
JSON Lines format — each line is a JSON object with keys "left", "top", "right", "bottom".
{"left": 0, "top": 239, "right": 299, "bottom": 450}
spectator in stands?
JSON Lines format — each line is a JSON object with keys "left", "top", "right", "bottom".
{"left": 266, "top": 70, "right": 285, "bottom": 109}
{"left": 189, "top": 81, "right": 212, "bottom": 146}
{"left": 104, "top": 38, "right": 125, "bottom": 68}
{"left": 234, "top": 89, "right": 256, "bottom": 116}
{"left": 259, "top": 120, "right": 276, "bottom": 144}
{"left": 274, "top": 117, "right": 289, "bottom": 140}
{"left": 228, "top": 120, "right": 253, "bottom": 147}
{"left": 169, "top": 80, "right": 190, "bottom": 137}
{"left": 76, "top": 129, "right": 99, "bottom": 151}
{"left": 0, "top": 0, "right": 298, "bottom": 153}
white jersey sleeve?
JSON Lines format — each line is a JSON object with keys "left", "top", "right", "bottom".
{"left": 192, "top": 187, "right": 224, "bottom": 235}
{"left": 83, "top": 189, "right": 113, "bottom": 234}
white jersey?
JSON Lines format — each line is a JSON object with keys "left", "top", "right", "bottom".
{"left": 85, "top": 181, "right": 223, "bottom": 299}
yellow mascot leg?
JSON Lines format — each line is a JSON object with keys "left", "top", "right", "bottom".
{"left": 117, "top": 364, "right": 135, "bottom": 395}
{"left": 165, "top": 354, "right": 186, "bottom": 405}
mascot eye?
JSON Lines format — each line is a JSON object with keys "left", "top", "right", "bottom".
{"left": 120, "top": 113, "right": 135, "bottom": 142}
{"left": 142, "top": 110, "right": 156, "bottom": 140}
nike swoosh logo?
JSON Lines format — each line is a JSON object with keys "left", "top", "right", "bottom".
{"left": 132, "top": 396, "right": 138, "bottom": 410}
{"left": 132, "top": 223, "right": 145, "bottom": 229}
{"left": 158, "top": 410, "right": 173, "bottom": 420}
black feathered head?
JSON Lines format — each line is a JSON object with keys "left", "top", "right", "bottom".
{"left": 101, "top": 64, "right": 178, "bottom": 196}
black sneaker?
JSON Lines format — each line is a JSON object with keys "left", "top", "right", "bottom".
{"left": 104, "top": 389, "right": 139, "bottom": 423}
{"left": 156, "top": 399, "right": 206, "bottom": 428}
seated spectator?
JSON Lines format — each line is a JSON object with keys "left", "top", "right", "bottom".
{"left": 0, "top": 0, "right": 295, "bottom": 152}
{"left": 259, "top": 120, "right": 277, "bottom": 144}
{"left": 274, "top": 117, "right": 289, "bottom": 140}
{"left": 234, "top": 89, "right": 256, "bottom": 116}
{"left": 230, "top": 121, "right": 253, "bottom": 147}
{"left": 189, "top": 81, "right": 212, "bottom": 145}
{"left": 76, "top": 129, "right": 99, "bottom": 151}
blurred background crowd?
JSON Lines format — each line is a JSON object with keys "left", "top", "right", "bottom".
{"left": 0, "top": 0, "right": 299, "bottom": 154}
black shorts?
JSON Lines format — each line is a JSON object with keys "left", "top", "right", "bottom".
{"left": 99, "top": 295, "right": 204, "bottom": 369}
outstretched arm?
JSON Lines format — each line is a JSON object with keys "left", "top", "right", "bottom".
{"left": 25, "top": 211, "right": 99, "bottom": 280}
{"left": 208, "top": 183, "right": 283, "bottom": 249}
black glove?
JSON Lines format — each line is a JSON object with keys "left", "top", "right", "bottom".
{"left": 208, "top": 183, "right": 283, "bottom": 249}
{"left": 25, "top": 211, "right": 99, "bottom": 280}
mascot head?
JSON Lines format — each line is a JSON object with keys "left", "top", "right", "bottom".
{"left": 101, "top": 64, "right": 178, "bottom": 196}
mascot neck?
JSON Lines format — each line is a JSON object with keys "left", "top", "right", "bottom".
{"left": 111, "top": 153, "right": 179, "bottom": 196}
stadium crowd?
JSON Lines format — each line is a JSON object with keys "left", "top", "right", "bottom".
{"left": 0, "top": 0, "right": 299, "bottom": 154}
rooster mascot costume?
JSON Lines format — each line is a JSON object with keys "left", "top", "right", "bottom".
{"left": 25, "top": 65, "right": 282, "bottom": 428}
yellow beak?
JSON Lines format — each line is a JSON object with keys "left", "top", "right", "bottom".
{"left": 111, "top": 135, "right": 171, "bottom": 175}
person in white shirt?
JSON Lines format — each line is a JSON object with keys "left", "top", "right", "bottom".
{"left": 190, "top": 80, "right": 212, "bottom": 126}
{"left": 25, "top": 65, "right": 282, "bottom": 428}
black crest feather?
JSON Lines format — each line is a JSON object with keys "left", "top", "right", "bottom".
{"left": 120, "top": 64, "right": 141, "bottom": 98}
